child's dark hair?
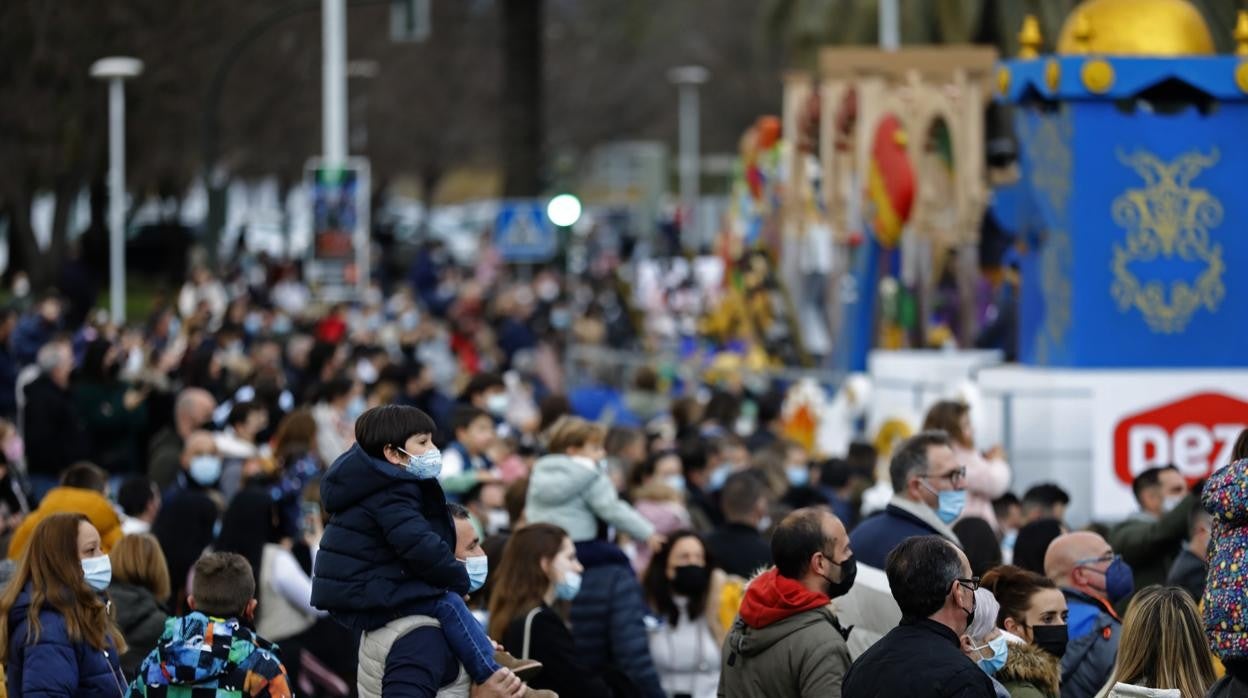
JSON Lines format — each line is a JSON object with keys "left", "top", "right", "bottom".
{"left": 452, "top": 405, "right": 492, "bottom": 435}
{"left": 355, "top": 404, "right": 437, "bottom": 459}
{"left": 192, "top": 552, "right": 255, "bottom": 618}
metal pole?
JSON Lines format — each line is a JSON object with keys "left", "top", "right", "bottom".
{"left": 879, "top": 0, "right": 900, "bottom": 51}
{"left": 678, "top": 83, "right": 699, "bottom": 252}
{"left": 323, "top": 0, "right": 348, "bottom": 164}
{"left": 108, "top": 79, "right": 127, "bottom": 325}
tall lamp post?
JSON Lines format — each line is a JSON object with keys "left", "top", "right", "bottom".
{"left": 90, "top": 57, "right": 144, "bottom": 325}
{"left": 668, "top": 65, "right": 708, "bottom": 253}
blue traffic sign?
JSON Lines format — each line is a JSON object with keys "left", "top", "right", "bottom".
{"left": 494, "top": 200, "right": 557, "bottom": 263}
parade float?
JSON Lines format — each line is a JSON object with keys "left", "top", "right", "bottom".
{"left": 975, "top": 0, "right": 1248, "bottom": 523}
{"left": 768, "top": 0, "right": 1248, "bottom": 526}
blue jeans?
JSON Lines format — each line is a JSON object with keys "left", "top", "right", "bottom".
{"left": 407, "top": 591, "right": 500, "bottom": 684}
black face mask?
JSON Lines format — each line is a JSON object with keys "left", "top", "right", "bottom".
{"left": 1031, "top": 624, "right": 1069, "bottom": 659}
{"left": 823, "top": 554, "right": 858, "bottom": 599}
{"left": 671, "top": 565, "right": 710, "bottom": 596}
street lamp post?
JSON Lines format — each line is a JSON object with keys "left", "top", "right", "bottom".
{"left": 323, "top": 0, "right": 348, "bottom": 166}
{"left": 668, "top": 65, "right": 709, "bottom": 253}
{"left": 90, "top": 57, "right": 144, "bottom": 325}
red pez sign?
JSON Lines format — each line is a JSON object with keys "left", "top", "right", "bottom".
{"left": 1113, "top": 392, "right": 1248, "bottom": 485}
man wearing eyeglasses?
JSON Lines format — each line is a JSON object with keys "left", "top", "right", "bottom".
{"left": 850, "top": 431, "right": 966, "bottom": 570}
{"left": 1043, "top": 532, "right": 1128, "bottom": 698}
{"left": 842, "top": 535, "right": 995, "bottom": 698}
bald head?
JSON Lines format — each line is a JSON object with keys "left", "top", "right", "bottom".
{"left": 175, "top": 388, "right": 217, "bottom": 438}
{"left": 1045, "top": 531, "right": 1112, "bottom": 587}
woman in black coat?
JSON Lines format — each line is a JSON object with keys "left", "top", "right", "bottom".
{"left": 107, "top": 533, "right": 171, "bottom": 678}
{"left": 487, "top": 523, "right": 613, "bottom": 698}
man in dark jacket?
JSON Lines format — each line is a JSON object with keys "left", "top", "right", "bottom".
{"left": 570, "top": 539, "right": 666, "bottom": 698}
{"left": 1109, "top": 465, "right": 1196, "bottom": 597}
{"left": 364, "top": 505, "right": 525, "bottom": 698}
{"left": 1045, "top": 532, "right": 1125, "bottom": 698}
{"left": 147, "top": 387, "right": 217, "bottom": 490}
{"left": 719, "top": 508, "right": 855, "bottom": 697}
{"left": 22, "top": 339, "right": 89, "bottom": 497}
{"left": 850, "top": 431, "right": 965, "bottom": 569}
{"left": 842, "top": 535, "right": 995, "bottom": 698}
{"left": 152, "top": 431, "right": 223, "bottom": 612}
{"left": 1166, "top": 506, "right": 1212, "bottom": 601}
{"left": 707, "top": 471, "right": 773, "bottom": 578}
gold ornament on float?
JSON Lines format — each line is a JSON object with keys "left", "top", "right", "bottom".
{"left": 1019, "top": 15, "right": 1044, "bottom": 59}
{"left": 1081, "top": 59, "right": 1116, "bottom": 93}
{"left": 1110, "top": 150, "right": 1225, "bottom": 334}
{"left": 1057, "top": 0, "right": 1215, "bottom": 56}
{"left": 1045, "top": 60, "right": 1062, "bottom": 92}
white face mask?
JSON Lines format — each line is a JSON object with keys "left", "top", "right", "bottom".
{"left": 82, "top": 555, "right": 112, "bottom": 591}
{"left": 1163, "top": 495, "right": 1184, "bottom": 514}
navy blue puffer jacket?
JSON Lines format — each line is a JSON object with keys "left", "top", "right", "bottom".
{"left": 311, "top": 444, "right": 469, "bottom": 631}
{"left": 5, "top": 584, "right": 127, "bottom": 697}
{"left": 569, "top": 541, "right": 665, "bottom": 698}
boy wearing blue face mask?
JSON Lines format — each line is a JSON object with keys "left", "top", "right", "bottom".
{"left": 311, "top": 405, "right": 541, "bottom": 695}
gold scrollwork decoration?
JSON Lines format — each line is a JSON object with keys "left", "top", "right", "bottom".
{"left": 1110, "top": 149, "right": 1225, "bottom": 333}
{"left": 1041, "top": 229, "right": 1073, "bottom": 348}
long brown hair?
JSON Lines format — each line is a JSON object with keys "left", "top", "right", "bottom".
{"left": 0, "top": 513, "right": 125, "bottom": 657}
{"left": 1110, "top": 585, "right": 1214, "bottom": 697}
{"left": 923, "top": 400, "right": 970, "bottom": 447}
{"left": 487, "top": 524, "right": 568, "bottom": 640}
{"left": 271, "top": 408, "right": 318, "bottom": 460}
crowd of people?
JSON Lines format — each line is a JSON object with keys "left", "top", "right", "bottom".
{"left": 0, "top": 250, "right": 1242, "bottom": 698}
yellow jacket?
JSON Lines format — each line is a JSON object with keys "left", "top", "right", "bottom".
{"left": 8, "top": 487, "right": 123, "bottom": 560}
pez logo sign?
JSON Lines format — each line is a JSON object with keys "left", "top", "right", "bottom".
{"left": 1113, "top": 392, "right": 1248, "bottom": 485}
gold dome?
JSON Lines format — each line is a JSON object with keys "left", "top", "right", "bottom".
{"left": 1057, "top": 0, "right": 1215, "bottom": 56}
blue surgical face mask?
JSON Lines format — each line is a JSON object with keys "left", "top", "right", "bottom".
{"left": 188, "top": 455, "right": 222, "bottom": 487}
{"left": 82, "top": 555, "right": 112, "bottom": 591}
{"left": 398, "top": 446, "right": 442, "bottom": 480}
{"left": 1103, "top": 556, "right": 1135, "bottom": 603}
{"left": 664, "top": 474, "right": 686, "bottom": 493}
{"left": 1001, "top": 529, "right": 1018, "bottom": 552}
{"left": 463, "top": 554, "right": 489, "bottom": 593}
{"left": 555, "top": 570, "right": 582, "bottom": 601}
{"left": 786, "top": 465, "right": 810, "bottom": 488}
{"left": 708, "top": 465, "right": 732, "bottom": 492}
{"left": 921, "top": 480, "right": 966, "bottom": 524}
{"left": 345, "top": 395, "right": 367, "bottom": 423}
{"left": 974, "top": 634, "right": 1009, "bottom": 676}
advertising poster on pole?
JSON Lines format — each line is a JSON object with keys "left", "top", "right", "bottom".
{"left": 305, "top": 157, "right": 370, "bottom": 301}
{"left": 1090, "top": 373, "right": 1248, "bottom": 521}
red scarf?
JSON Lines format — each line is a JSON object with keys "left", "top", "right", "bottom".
{"left": 738, "top": 568, "right": 829, "bottom": 629}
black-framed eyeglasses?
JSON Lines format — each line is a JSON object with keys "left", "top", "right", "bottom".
{"left": 920, "top": 466, "right": 968, "bottom": 486}
{"left": 956, "top": 577, "right": 981, "bottom": 592}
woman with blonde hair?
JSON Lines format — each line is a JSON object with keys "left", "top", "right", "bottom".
{"left": 108, "top": 533, "right": 171, "bottom": 679}
{"left": 0, "top": 512, "right": 127, "bottom": 695}
{"left": 1095, "top": 585, "right": 1214, "bottom": 698}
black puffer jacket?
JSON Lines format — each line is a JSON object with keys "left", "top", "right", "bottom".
{"left": 109, "top": 581, "right": 168, "bottom": 679}
{"left": 311, "top": 443, "right": 468, "bottom": 631}
{"left": 569, "top": 540, "right": 665, "bottom": 698}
